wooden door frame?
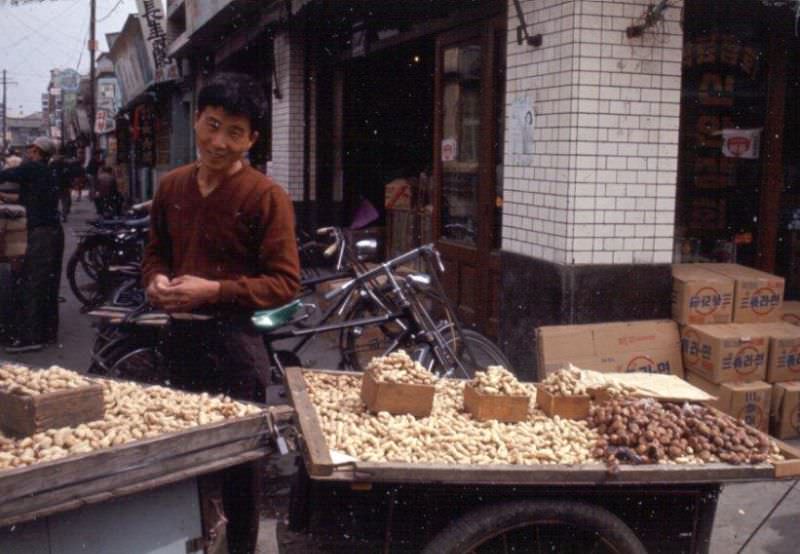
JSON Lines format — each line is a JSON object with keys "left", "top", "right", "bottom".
{"left": 756, "top": 31, "right": 788, "bottom": 273}
{"left": 432, "top": 15, "right": 505, "bottom": 332}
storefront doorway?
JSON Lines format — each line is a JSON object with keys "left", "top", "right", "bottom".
{"left": 341, "top": 39, "right": 435, "bottom": 225}
{"left": 676, "top": 0, "right": 800, "bottom": 299}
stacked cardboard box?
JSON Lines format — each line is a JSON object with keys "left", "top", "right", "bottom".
{"left": 782, "top": 301, "right": 800, "bottom": 326}
{"left": 537, "top": 320, "right": 684, "bottom": 380}
{"left": 673, "top": 263, "right": 799, "bottom": 437}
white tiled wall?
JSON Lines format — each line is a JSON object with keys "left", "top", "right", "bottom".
{"left": 269, "top": 31, "right": 305, "bottom": 201}
{"left": 503, "top": 0, "right": 683, "bottom": 265}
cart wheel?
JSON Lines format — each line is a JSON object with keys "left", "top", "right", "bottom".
{"left": 421, "top": 499, "right": 647, "bottom": 554}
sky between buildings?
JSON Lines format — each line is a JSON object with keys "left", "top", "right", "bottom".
{"left": 0, "top": 0, "right": 138, "bottom": 116}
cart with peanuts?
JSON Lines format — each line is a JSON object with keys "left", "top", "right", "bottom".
{"left": 277, "top": 356, "right": 800, "bottom": 554}
{"left": 0, "top": 361, "right": 270, "bottom": 554}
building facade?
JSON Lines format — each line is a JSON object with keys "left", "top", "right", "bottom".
{"left": 157, "top": 0, "right": 800, "bottom": 378}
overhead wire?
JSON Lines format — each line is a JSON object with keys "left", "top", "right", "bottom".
{"left": 97, "top": 0, "right": 125, "bottom": 22}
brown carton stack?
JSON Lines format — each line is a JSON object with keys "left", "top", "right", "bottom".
{"left": 673, "top": 263, "right": 785, "bottom": 432}
{"left": 781, "top": 301, "right": 800, "bottom": 326}
{"left": 771, "top": 381, "right": 800, "bottom": 439}
{"left": 671, "top": 264, "right": 734, "bottom": 325}
{"left": 697, "top": 263, "right": 784, "bottom": 323}
{"left": 536, "top": 320, "right": 684, "bottom": 380}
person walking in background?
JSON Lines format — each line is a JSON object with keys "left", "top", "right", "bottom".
{"left": 50, "top": 151, "right": 72, "bottom": 223}
{"left": 0, "top": 136, "right": 64, "bottom": 352}
{"left": 95, "top": 165, "right": 121, "bottom": 218}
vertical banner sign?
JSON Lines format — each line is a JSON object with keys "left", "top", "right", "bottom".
{"left": 136, "top": 0, "right": 178, "bottom": 83}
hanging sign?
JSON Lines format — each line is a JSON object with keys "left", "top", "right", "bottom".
{"left": 721, "top": 128, "right": 762, "bottom": 159}
{"left": 137, "top": 0, "right": 178, "bottom": 83}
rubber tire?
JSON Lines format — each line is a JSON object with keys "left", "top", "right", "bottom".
{"left": 338, "top": 295, "right": 411, "bottom": 372}
{"left": 67, "top": 236, "right": 113, "bottom": 307}
{"left": 419, "top": 328, "right": 512, "bottom": 379}
{"left": 88, "top": 334, "right": 165, "bottom": 385}
{"left": 421, "top": 499, "right": 647, "bottom": 554}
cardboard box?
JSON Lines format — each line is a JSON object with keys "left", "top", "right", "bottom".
{"left": 758, "top": 322, "right": 800, "bottom": 383}
{"left": 686, "top": 372, "right": 771, "bottom": 432}
{"left": 781, "top": 301, "right": 800, "bottom": 327}
{"left": 681, "top": 324, "right": 768, "bottom": 383}
{"left": 698, "top": 263, "right": 784, "bottom": 323}
{"left": 771, "top": 381, "right": 800, "bottom": 439}
{"left": 536, "top": 320, "right": 684, "bottom": 379}
{"left": 671, "top": 264, "right": 734, "bottom": 325}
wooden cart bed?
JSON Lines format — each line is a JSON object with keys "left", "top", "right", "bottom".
{"left": 285, "top": 368, "right": 800, "bottom": 486}
{"left": 0, "top": 412, "right": 269, "bottom": 528}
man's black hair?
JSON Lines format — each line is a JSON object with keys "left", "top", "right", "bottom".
{"left": 197, "top": 72, "right": 267, "bottom": 131}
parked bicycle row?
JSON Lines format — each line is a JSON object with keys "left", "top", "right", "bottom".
{"left": 72, "top": 213, "right": 511, "bottom": 398}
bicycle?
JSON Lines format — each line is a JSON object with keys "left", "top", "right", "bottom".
{"left": 88, "top": 242, "right": 510, "bottom": 387}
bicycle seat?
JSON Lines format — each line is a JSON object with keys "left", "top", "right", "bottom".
{"left": 252, "top": 299, "right": 302, "bottom": 331}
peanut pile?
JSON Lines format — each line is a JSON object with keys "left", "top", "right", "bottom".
{"left": 540, "top": 367, "right": 638, "bottom": 399}
{"left": 540, "top": 367, "right": 591, "bottom": 396}
{"left": 366, "top": 350, "right": 437, "bottom": 385}
{"left": 588, "top": 398, "right": 783, "bottom": 471}
{"left": 0, "top": 363, "right": 91, "bottom": 396}
{"left": 470, "top": 366, "right": 528, "bottom": 396}
{"left": 306, "top": 372, "right": 597, "bottom": 465}
{"left": 0, "top": 367, "right": 263, "bottom": 471}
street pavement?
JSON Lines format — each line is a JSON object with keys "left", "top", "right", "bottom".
{"left": 2, "top": 196, "right": 799, "bottom": 553}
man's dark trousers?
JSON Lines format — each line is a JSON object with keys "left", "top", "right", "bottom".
{"left": 19, "top": 225, "right": 64, "bottom": 344}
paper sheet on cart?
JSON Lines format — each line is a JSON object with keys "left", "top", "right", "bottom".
{"left": 563, "top": 365, "right": 715, "bottom": 403}
{"left": 330, "top": 449, "right": 358, "bottom": 464}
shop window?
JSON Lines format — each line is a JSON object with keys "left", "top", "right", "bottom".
{"left": 440, "top": 43, "right": 482, "bottom": 245}
{"left": 676, "top": 1, "right": 769, "bottom": 265}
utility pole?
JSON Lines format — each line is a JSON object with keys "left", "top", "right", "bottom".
{"left": 89, "top": 0, "right": 97, "bottom": 154}
{"left": 1, "top": 70, "right": 19, "bottom": 154}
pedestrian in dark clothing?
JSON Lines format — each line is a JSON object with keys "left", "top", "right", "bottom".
{"left": 0, "top": 136, "right": 64, "bottom": 352}
{"left": 50, "top": 154, "right": 73, "bottom": 222}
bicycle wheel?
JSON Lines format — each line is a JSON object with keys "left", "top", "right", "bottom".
{"left": 89, "top": 334, "right": 165, "bottom": 385}
{"left": 419, "top": 328, "right": 512, "bottom": 379}
{"left": 67, "top": 237, "right": 113, "bottom": 307}
{"left": 421, "top": 500, "right": 647, "bottom": 554}
{"left": 339, "top": 295, "right": 412, "bottom": 372}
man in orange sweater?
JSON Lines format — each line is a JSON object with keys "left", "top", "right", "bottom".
{"left": 142, "top": 73, "right": 300, "bottom": 553}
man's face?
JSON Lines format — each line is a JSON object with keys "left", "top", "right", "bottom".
{"left": 26, "top": 146, "right": 41, "bottom": 162}
{"left": 194, "top": 106, "right": 257, "bottom": 173}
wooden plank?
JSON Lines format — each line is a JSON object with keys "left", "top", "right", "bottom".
{"left": 772, "top": 439, "right": 800, "bottom": 478}
{"left": 0, "top": 434, "right": 267, "bottom": 524}
{"left": 316, "top": 460, "right": 775, "bottom": 487}
{"left": 0, "top": 448, "right": 266, "bottom": 528}
{"left": 284, "top": 367, "right": 334, "bottom": 476}
{"left": 0, "top": 413, "right": 267, "bottom": 501}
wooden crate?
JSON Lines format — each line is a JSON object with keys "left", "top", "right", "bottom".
{"left": 0, "top": 411, "right": 269, "bottom": 527}
{"left": 463, "top": 384, "right": 530, "bottom": 423}
{"left": 0, "top": 385, "right": 105, "bottom": 437}
{"left": 360, "top": 372, "right": 434, "bottom": 418}
{"left": 536, "top": 387, "right": 591, "bottom": 420}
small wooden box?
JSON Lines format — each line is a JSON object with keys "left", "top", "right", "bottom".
{"left": 536, "top": 387, "right": 591, "bottom": 420}
{"left": 360, "top": 372, "right": 434, "bottom": 418}
{"left": 463, "top": 384, "right": 530, "bottom": 423}
{"left": 0, "top": 384, "right": 105, "bottom": 437}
